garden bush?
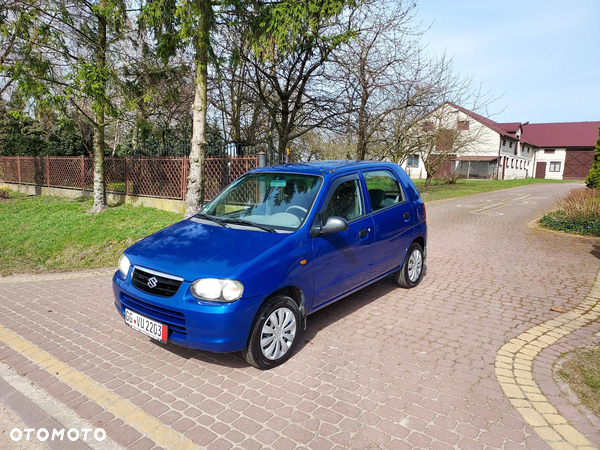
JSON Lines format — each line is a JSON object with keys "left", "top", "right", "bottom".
{"left": 539, "top": 188, "right": 600, "bottom": 236}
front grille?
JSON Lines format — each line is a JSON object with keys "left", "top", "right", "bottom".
{"left": 132, "top": 267, "right": 182, "bottom": 298}
{"left": 121, "top": 293, "right": 187, "bottom": 339}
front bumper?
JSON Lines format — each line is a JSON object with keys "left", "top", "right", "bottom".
{"left": 112, "top": 272, "right": 264, "bottom": 353}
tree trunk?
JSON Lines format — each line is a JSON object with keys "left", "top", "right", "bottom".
{"left": 424, "top": 173, "right": 432, "bottom": 187}
{"left": 89, "top": 10, "right": 107, "bottom": 213}
{"left": 355, "top": 74, "right": 369, "bottom": 160}
{"left": 277, "top": 135, "right": 288, "bottom": 164}
{"left": 277, "top": 98, "right": 290, "bottom": 163}
{"left": 184, "top": 1, "right": 211, "bottom": 218}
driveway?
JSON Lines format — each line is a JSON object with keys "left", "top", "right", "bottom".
{"left": 1, "top": 183, "right": 599, "bottom": 450}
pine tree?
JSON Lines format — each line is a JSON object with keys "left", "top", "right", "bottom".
{"left": 586, "top": 127, "right": 600, "bottom": 188}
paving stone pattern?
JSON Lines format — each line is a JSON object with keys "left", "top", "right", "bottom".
{"left": 0, "top": 183, "right": 599, "bottom": 449}
{"left": 496, "top": 272, "right": 600, "bottom": 449}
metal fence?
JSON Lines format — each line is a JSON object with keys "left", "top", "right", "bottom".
{"left": 0, "top": 156, "right": 258, "bottom": 201}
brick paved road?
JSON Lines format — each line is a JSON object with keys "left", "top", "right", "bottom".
{"left": 1, "top": 183, "right": 599, "bottom": 449}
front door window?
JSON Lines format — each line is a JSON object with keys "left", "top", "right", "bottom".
{"left": 322, "top": 179, "right": 363, "bottom": 223}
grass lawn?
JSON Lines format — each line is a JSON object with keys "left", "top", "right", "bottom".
{"left": 0, "top": 194, "right": 181, "bottom": 276}
{"left": 414, "top": 178, "right": 577, "bottom": 202}
{"left": 558, "top": 347, "right": 600, "bottom": 418}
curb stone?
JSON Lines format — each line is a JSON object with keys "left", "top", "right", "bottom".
{"left": 0, "top": 269, "right": 116, "bottom": 284}
{"left": 495, "top": 269, "right": 600, "bottom": 450}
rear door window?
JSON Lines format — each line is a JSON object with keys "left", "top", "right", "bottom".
{"left": 364, "top": 170, "right": 406, "bottom": 212}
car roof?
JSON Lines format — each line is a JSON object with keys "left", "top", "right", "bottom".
{"left": 250, "top": 160, "right": 398, "bottom": 177}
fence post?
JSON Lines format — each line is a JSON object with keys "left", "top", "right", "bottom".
{"left": 80, "top": 155, "right": 85, "bottom": 190}
{"left": 125, "top": 157, "right": 129, "bottom": 196}
{"left": 17, "top": 156, "right": 21, "bottom": 184}
{"left": 45, "top": 156, "right": 50, "bottom": 186}
{"left": 258, "top": 152, "right": 267, "bottom": 168}
{"left": 181, "top": 156, "right": 188, "bottom": 200}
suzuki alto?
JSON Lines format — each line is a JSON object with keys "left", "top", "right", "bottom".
{"left": 113, "top": 161, "right": 427, "bottom": 369}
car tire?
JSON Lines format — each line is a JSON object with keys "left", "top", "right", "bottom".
{"left": 396, "top": 242, "right": 424, "bottom": 289}
{"left": 242, "top": 295, "right": 301, "bottom": 370}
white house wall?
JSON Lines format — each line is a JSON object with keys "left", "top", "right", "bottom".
{"left": 399, "top": 105, "right": 539, "bottom": 180}
{"left": 533, "top": 149, "right": 567, "bottom": 179}
{"left": 403, "top": 159, "right": 427, "bottom": 179}
{"left": 498, "top": 138, "right": 536, "bottom": 179}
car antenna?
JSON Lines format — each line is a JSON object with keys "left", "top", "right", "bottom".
{"left": 327, "top": 159, "right": 349, "bottom": 174}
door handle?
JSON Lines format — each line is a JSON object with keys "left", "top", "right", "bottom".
{"left": 359, "top": 228, "right": 369, "bottom": 238}
{"left": 403, "top": 212, "right": 410, "bottom": 221}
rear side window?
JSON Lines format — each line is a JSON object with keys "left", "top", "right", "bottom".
{"left": 364, "top": 170, "right": 406, "bottom": 212}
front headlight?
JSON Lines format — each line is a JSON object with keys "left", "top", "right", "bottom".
{"left": 118, "top": 254, "right": 131, "bottom": 278}
{"left": 190, "top": 279, "right": 244, "bottom": 302}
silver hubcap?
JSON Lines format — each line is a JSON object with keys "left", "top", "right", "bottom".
{"left": 407, "top": 249, "right": 423, "bottom": 282}
{"left": 260, "top": 307, "right": 297, "bottom": 360}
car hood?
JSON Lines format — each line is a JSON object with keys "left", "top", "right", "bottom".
{"left": 124, "top": 219, "right": 288, "bottom": 281}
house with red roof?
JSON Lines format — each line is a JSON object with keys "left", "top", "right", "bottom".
{"left": 401, "top": 102, "right": 600, "bottom": 181}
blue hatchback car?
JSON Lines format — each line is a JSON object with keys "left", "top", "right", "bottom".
{"left": 113, "top": 161, "right": 427, "bottom": 369}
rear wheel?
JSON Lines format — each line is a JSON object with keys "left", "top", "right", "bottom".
{"left": 242, "top": 295, "right": 300, "bottom": 369}
{"left": 396, "top": 242, "right": 424, "bottom": 288}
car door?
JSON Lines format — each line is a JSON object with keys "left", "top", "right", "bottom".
{"left": 312, "top": 174, "right": 375, "bottom": 309}
{"left": 363, "top": 169, "right": 415, "bottom": 277}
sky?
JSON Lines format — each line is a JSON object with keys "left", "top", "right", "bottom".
{"left": 414, "top": 0, "right": 599, "bottom": 124}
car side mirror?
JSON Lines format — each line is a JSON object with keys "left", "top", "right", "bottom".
{"left": 310, "top": 216, "right": 349, "bottom": 238}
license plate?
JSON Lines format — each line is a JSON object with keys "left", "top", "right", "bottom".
{"left": 124, "top": 309, "right": 167, "bottom": 342}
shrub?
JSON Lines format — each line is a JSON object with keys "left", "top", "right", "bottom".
{"left": 585, "top": 127, "right": 600, "bottom": 188}
{"left": 539, "top": 188, "right": 600, "bottom": 236}
{"left": 555, "top": 188, "right": 600, "bottom": 221}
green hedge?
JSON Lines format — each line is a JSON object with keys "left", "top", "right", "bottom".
{"left": 539, "top": 211, "right": 600, "bottom": 236}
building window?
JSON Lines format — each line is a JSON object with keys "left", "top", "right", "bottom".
{"left": 520, "top": 160, "right": 523, "bottom": 169}
{"left": 422, "top": 121, "right": 434, "bottom": 132}
{"left": 457, "top": 120, "right": 469, "bottom": 130}
{"left": 407, "top": 154, "right": 419, "bottom": 167}
{"left": 544, "top": 149, "right": 555, "bottom": 154}
{"left": 503, "top": 139, "right": 506, "bottom": 146}
{"left": 549, "top": 161, "right": 561, "bottom": 172}
{"left": 511, "top": 159, "right": 514, "bottom": 168}
{"left": 509, "top": 141, "right": 513, "bottom": 148}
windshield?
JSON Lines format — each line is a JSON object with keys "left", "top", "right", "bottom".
{"left": 201, "top": 172, "right": 322, "bottom": 231}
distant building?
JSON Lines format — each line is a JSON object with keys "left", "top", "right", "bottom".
{"left": 401, "top": 102, "right": 600, "bottom": 180}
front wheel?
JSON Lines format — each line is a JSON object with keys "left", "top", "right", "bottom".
{"left": 242, "top": 295, "right": 301, "bottom": 369}
{"left": 396, "top": 242, "right": 424, "bottom": 289}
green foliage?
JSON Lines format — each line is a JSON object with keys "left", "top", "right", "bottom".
{"left": 251, "top": 0, "right": 356, "bottom": 57}
{"left": 539, "top": 187, "right": 600, "bottom": 236}
{"left": 45, "top": 120, "right": 89, "bottom": 156}
{"left": 0, "top": 101, "right": 89, "bottom": 156}
{"left": 539, "top": 212, "right": 600, "bottom": 236}
{"left": 69, "top": 62, "right": 118, "bottom": 117}
{"left": 0, "top": 105, "right": 46, "bottom": 156}
{"left": 4, "top": 0, "right": 128, "bottom": 126}
{"left": 585, "top": 127, "right": 600, "bottom": 188}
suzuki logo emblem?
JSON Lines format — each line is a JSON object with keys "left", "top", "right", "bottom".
{"left": 147, "top": 277, "right": 158, "bottom": 288}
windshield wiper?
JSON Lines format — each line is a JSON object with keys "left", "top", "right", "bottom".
{"left": 194, "top": 213, "right": 229, "bottom": 228}
{"left": 220, "top": 218, "right": 276, "bottom": 233}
